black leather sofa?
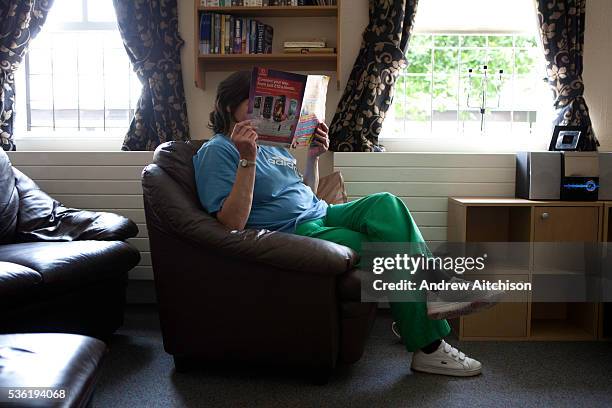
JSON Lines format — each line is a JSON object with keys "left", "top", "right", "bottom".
{"left": 0, "top": 149, "right": 141, "bottom": 338}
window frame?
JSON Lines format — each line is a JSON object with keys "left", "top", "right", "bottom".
{"left": 14, "top": 0, "right": 136, "bottom": 149}
{"left": 381, "top": 9, "right": 552, "bottom": 153}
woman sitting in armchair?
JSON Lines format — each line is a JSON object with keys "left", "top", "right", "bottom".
{"left": 193, "top": 71, "right": 502, "bottom": 377}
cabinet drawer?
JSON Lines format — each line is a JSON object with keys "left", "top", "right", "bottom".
{"left": 534, "top": 206, "right": 599, "bottom": 242}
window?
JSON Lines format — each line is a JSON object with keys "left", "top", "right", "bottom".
{"left": 14, "top": 0, "right": 140, "bottom": 139}
{"left": 383, "top": 0, "right": 552, "bottom": 151}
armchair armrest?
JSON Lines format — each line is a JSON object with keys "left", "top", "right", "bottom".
{"left": 13, "top": 168, "right": 138, "bottom": 242}
{"left": 143, "top": 164, "right": 358, "bottom": 276}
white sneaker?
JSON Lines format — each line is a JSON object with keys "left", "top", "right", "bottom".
{"left": 411, "top": 340, "right": 482, "bottom": 377}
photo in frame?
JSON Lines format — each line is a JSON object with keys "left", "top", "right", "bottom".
{"left": 548, "top": 125, "right": 585, "bottom": 151}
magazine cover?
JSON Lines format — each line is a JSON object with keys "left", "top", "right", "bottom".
{"left": 247, "top": 67, "right": 329, "bottom": 148}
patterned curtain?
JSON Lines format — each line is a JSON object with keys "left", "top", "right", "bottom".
{"left": 536, "top": 0, "right": 598, "bottom": 151}
{"left": 0, "top": 0, "right": 53, "bottom": 151}
{"left": 113, "top": 0, "right": 190, "bottom": 151}
{"left": 329, "top": 0, "right": 419, "bottom": 152}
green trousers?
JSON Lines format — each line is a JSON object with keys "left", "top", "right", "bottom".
{"left": 295, "top": 192, "right": 450, "bottom": 352}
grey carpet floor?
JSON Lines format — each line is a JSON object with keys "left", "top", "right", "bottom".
{"left": 92, "top": 306, "right": 612, "bottom": 408}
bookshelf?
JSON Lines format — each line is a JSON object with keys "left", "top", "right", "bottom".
{"left": 193, "top": 1, "right": 341, "bottom": 89}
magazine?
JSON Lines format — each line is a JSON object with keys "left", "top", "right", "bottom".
{"left": 247, "top": 67, "right": 329, "bottom": 148}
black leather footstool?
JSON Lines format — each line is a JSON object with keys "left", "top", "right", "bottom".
{"left": 0, "top": 333, "right": 106, "bottom": 407}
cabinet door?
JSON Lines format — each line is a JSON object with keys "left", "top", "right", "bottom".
{"left": 534, "top": 206, "right": 599, "bottom": 242}
{"left": 460, "top": 274, "right": 530, "bottom": 339}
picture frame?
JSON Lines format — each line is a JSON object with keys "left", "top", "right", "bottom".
{"left": 548, "top": 125, "right": 585, "bottom": 151}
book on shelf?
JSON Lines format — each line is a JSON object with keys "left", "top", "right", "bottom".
{"left": 247, "top": 67, "right": 329, "bottom": 148}
{"left": 283, "top": 40, "right": 326, "bottom": 48}
{"left": 199, "top": 13, "right": 273, "bottom": 55}
{"left": 200, "top": 0, "right": 337, "bottom": 6}
{"left": 283, "top": 47, "right": 335, "bottom": 54}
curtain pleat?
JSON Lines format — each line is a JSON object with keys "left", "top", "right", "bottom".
{"left": 536, "top": 0, "right": 598, "bottom": 151}
{"left": 328, "top": 0, "right": 419, "bottom": 152}
{"left": 113, "top": 0, "right": 190, "bottom": 151}
{"left": 0, "top": 0, "right": 54, "bottom": 151}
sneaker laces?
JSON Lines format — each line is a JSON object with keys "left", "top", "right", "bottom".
{"left": 442, "top": 341, "right": 466, "bottom": 361}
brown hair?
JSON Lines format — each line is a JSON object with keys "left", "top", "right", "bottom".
{"left": 208, "top": 70, "right": 251, "bottom": 135}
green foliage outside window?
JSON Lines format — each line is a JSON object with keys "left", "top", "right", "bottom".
{"left": 393, "top": 34, "right": 544, "bottom": 136}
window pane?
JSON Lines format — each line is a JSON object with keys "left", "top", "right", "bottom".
{"left": 433, "top": 49, "right": 458, "bottom": 74}
{"left": 461, "top": 49, "right": 487, "bottom": 73}
{"left": 462, "top": 75, "right": 484, "bottom": 109}
{"left": 406, "top": 48, "right": 431, "bottom": 74}
{"left": 87, "top": 0, "right": 117, "bottom": 22}
{"left": 54, "top": 109, "right": 79, "bottom": 128}
{"left": 461, "top": 36, "right": 487, "bottom": 47}
{"left": 515, "top": 48, "right": 540, "bottom": 74}
{"left": 410, "top": 34, "right": 432, "bottom": 48}
{"left": 515, "top": 35, "right": 538, "bottom": 48}
{"left": 80, "top": 109, "right": 105, "bottom": 128}
{"left": 46, "top": 0, "right": 83, "bottom": 24}
{"left": 393, "top": 75, "right": 408, "bottom": 121}
{"left": 434, "top": 35, "right": 459, "bottom": 47}
{"left": 78, "top": 34, "right": 104, "bottom": 76}
{"left": 27, "top": 50, "right": 52, "bottom": 75}
{"left": 487, "top": 49, "right": 513, "bottom": 74}
{"left": 51, "top": 34, "right": 78, "bottom": 75}
{"left": 432, "top": 75, "right": 458, "bottom": 136}
{"left": 106, "top": 109, "right": 130, "bottom": 128}
{"left": 459, "top": 110, "right": 483, "bottom": 136}
{"left": 405, "top": 75, "right": 431, "bottom": 136}
{"left": 514, "top": 75, "right": 542, "bottom": 110}
{"left": 488, "top": 35, "right": 513, "bottom": 47}
{"left": 433, "top": 75, "right": 458, "bottom": 112}
{"left": 29, "top": 75, "right": 54, "bottom": 127}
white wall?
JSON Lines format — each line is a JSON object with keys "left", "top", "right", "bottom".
{"left": 335, "top": 152, "right": 515, "bottom": 242}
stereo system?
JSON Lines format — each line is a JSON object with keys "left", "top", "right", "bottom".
{"left": 516, "top": 152, "right": 612, "bottom": 201}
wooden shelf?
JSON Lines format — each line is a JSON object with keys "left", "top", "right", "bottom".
{"left": 194, "top": 1, "right": 341, "bottom": 89}
{"left": 199, "top": 6, "right": 338, "bottom": 17}
{"left": 530, "top": 319, "right": 596, "bottom": 340}
{"left": 196, "top": 53, "right": 337, "bottom": 85}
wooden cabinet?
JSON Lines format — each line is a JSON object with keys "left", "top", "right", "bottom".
{"left": 448, "top": 198, "right": 606, "bottom": 341}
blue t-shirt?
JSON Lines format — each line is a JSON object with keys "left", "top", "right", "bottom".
{"left": 193, "top": 134, "right": 328, "bottom": 233}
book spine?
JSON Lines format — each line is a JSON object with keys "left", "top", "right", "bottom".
{"left": 225, "top": 15, "right": 231, "bottom": 54}
{"left": 229, "top": 16, "right": 235, "bottom": 54}
{"left": 245, "top": 19, "right": 250, "bottom": 54}
{"left": 256, "top": 21, "right": 264, "bottom": 54}
{"left": 201, "top": 14, "right": 212, "bottom": 54}
{"left": 249, "top": 20, "right": 256, "bottom": 53}
{"left": 241, "top": 17, "right": 247, "bottom": 54}
{"left": 233, "top": 17, "right": 242, "bottom": 53}
{"left": 264, "top": 24, "right": 273, "bottom": 54}
{"left": 210, "top": 14, "right": 216, "bottom": 54}
{"left": 199, "top": 14, "right": 205, "bottom": 54}
{"left": 215, "top": 14, "right": 224, "bottom": 54}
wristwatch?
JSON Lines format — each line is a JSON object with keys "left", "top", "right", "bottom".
{"left": 239, "top": 158, "right": 256, "bottom": 168}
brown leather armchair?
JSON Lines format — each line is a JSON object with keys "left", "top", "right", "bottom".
{"left": 142, "top": 141, "right": 376, "bottom": 380}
